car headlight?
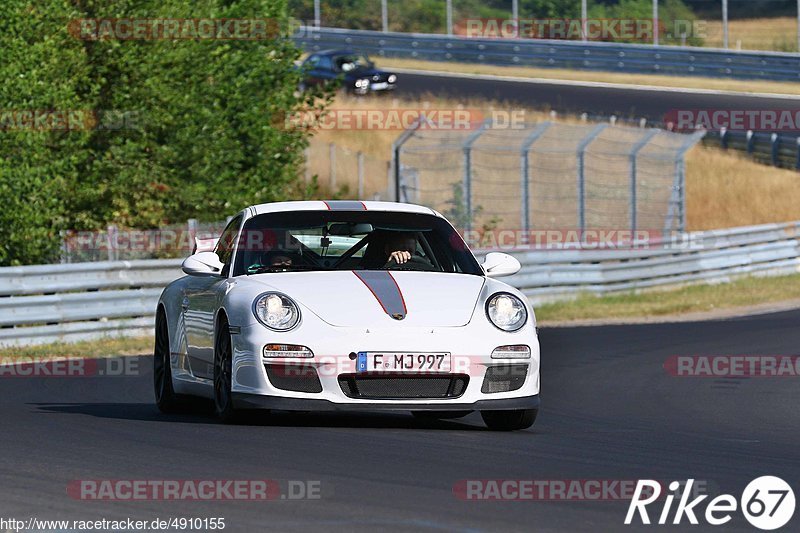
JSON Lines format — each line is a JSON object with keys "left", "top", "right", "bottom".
{"left": 486, "top": 293, "right": 527, "bottom": 332}
{"left": 253, "top": 292, "right": 301, "bottom": 331}
{"left": 388, "top": 74, "right": 397, "bottom": 83}
{"left": 355, "top": 78, "right": 369, "bottom": 88}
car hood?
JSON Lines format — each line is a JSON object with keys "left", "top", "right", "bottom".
{"left": 345, "top": 67, "right": 391, "bottom": 79}
{"left": 248, "top": 271, "right": 485, "bottom": 327}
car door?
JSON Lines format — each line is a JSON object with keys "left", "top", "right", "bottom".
{"left": 183, "top": 215, "right": 242, "bottom": 379}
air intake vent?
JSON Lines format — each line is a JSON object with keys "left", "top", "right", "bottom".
{"left": 481, "top": 364, "right": 528, "bottom": 394}
{"left": 265, "top": 364, "right": 322, "bottom": 393}
{"left": 338, "top": 374, "right": 469, "bottom": 399}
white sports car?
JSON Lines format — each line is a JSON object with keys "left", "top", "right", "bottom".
{"left": 155, "top": 201, "right": 540, "bottom": 430}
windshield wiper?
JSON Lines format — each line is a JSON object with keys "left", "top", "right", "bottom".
{"left": 247, "top": 265, "right": 324, "bottom": 274}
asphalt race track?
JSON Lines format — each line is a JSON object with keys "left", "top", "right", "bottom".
{"left": 2, "top": 309, "right": 799, "bottom": 532}
{"left": 396, "top": 70, "right": 800, "bottom": 123}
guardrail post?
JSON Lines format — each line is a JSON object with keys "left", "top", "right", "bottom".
{"left": 796, "top": 138, "right": 800, "bottom": 170}
{"left": 629, "top": 130, "right": 660, "bottom": 235}
{"left": 771, "top": 133, "right": 780, "bottom": 167}
{"left": 576, "top": 124, "right": 609, "bottom": 236}
{"left": 391, "top": 115, "right": 425, "bottom": 202}
{"left": 746, "top": 130, "right": 755, "bottom": 154}
{"left": 520, "top": 122, "right": 552, "bottom": 234}
{"left": 462, "top": 120, "right": 490, "bottom": 233}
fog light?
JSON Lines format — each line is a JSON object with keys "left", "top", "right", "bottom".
{"left": 263, "top": 344, "right": 314, "bottom": 358}
{"left": 491, "top": 345, "right": 531, "bottom": 359}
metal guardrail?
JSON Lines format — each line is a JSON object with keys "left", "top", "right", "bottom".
{"left": 295, "top": 27, "right": 800, "bottom": 82}
{"left": 0, "top": 260, "right": 182, "bottom": 347}
{"left": 2, "top": 222, "right": 799, "bottom": 346}
{"left": 495, "top": 221, "right": 800, "bottom": 302}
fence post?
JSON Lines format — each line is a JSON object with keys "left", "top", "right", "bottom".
{"left": 520, "top": 122, "right": 552, "bottom": 234}
{"left": 576, "top": 124, "right": 608, "bottom": 236}
{"left": 462, "top": 120, "right": 490, "bottom": 233}
{"left": 629, "top": 129, "right": 660, "bottom": 235}
{"left": 446, "top": 0, "right": 452, "bottom": 35}
{"left": 107, "top": 224, "right": 118, "bottom": 262}
{"left": 391, "top": 115, "right": 425, "bottom": 202}
{"left": 59, "top": 230, "right": 68, "bottom": 264}
{"left": 665, "top": 130, "right": 706, "bottom": 234}
{"left": 187, "top": 219, "right": 198, "bottom": 255}
{"left": 328, "top": 143, "right": 336, "bottom": 189}
{"left": 357, "top": 151, "right": 365, "bottom": 199}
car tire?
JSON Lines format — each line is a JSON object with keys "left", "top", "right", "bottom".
{"left": 154, "top": 309, "right": 182, "bottom": 413}
{"left": 412, "top": 411, "right": 471, "bottom": 420}
{"left": 213, "top": 319, "right": 240, "bottom": 423}
{"left": 481, "top": 409, "right": 537, "bottom": 431}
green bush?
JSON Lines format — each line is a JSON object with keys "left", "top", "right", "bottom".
{"left": 0, "top": 0, "right": 326, "bottom": 266}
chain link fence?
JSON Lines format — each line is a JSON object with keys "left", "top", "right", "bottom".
{"left": 394, "top": 119, "right": 705, "bottom": 235}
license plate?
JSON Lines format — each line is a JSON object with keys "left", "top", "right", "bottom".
{"left": 370, "top": 82, "right": 389, "bottom": 90}
{"left": 357, "top": 352, "right": 451, "bottom": 373}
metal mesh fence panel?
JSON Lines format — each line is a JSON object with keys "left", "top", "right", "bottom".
{"left": 394, "top": 120, "right": 705, "bottom": 237}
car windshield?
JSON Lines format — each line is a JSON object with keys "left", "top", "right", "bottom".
{"left": 334, "top": 54, "right": 373, "bottom": 72}
{"left": 232, "top": 211, "right": 482, "bottom": 276}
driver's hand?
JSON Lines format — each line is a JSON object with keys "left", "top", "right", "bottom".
{"left": 388, "top": 250, "right": 412, "bottom": 264}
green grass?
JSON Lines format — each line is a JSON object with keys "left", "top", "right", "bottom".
{"left": 0, "top": 335, "right": 152, "bottom": 361}
{"left": 535, "top": 273, "right": 800, "bottom": 323}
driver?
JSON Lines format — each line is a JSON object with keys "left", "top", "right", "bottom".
{"left": 383, "top": 232, "right": 434, "bottom": 271}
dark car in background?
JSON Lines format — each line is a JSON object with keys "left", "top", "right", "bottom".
{"left": 299, "top": 49, "right": 397, "bottom": 95}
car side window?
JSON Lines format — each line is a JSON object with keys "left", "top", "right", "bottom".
{"left": 317, "top": 55, "right": 333, "bottom": 71}
{"left": 214, "top": 215, "right": 243, "bottom": 275}
{"left": 306, "top": 54, "right": 319, "bottom": 68}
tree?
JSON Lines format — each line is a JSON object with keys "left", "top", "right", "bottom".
{"left": 0, "top": 0, "right": 327, "bottom": 265}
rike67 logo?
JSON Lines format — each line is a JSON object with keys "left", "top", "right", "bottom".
{"left": 625, "top": 477, "right": 795, "bottom": 530}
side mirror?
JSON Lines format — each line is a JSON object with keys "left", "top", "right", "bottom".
{"left": 482, "top": 252, "right": 521, "bottom": 278}
{"left": 182, "top": 251, "right": 224, "bottom": 277}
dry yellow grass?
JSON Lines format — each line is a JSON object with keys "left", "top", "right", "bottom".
{"left": 378, "top": 57, "right": 800, "bottom": 96}
{"left": 704, "top": 17, "right": 798, "bottom": 52}
{"left": 686, "top": 145, "right": 800, "bottom": 230}
{"left": 305, "top": 94, "right": 800, "bottom": 230}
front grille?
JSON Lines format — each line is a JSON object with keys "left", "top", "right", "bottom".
{"left": 338, "top": 374, "right": 469, "bottom": 399}
{"left": 481, "top": 364, "right": 528, "bottom": 394}
{"left": 266, "top": 364, "right": 322, "bottom": 393}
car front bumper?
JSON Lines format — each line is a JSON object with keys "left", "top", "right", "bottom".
{"left": 229, "top": 321, "right": 540, "bottom": 410}
{"left": 233, "top": 393, "right": 540, "bottom": 412}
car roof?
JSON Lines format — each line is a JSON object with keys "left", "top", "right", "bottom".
{"left": 249, "top": 200, "right": 441, "bottom": 217}
{"left": 313, "top": 49, "right": 360, "bottom": 57}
